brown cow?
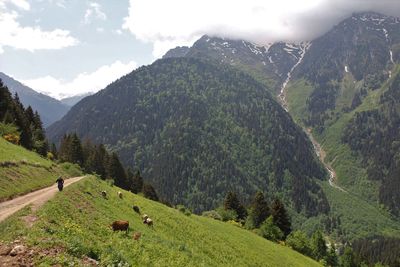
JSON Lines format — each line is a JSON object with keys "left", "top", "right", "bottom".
{"left": 110, "top": 220, "right": 129, "bottom": 232}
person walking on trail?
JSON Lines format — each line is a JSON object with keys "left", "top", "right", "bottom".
{"left": 56, "top": 176, "right": 64, "bottom": 191}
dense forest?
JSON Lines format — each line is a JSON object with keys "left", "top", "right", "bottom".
{"left": 48, "top": 57, "right": 329, "bottom": 214}
{"left": 352, "top": 236, "right": 400, "bottom": 266}
{"left": 56, "top": 133, "right": 159, "bottom": 201}
{"left": 343, "top": 73, "right": 400, "bottom": 216}
{"left": 0, "top": 79, "right": 48, "bottom": 156}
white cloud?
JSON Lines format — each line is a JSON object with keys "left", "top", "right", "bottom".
{"left": 0, "top": 0, "right": 30, "bottom": 10}
{"left": 123, "top": 0, "right": 400, "bottom": 58}
{"left": 0, "top": 3, "right": 78, "bottom": 53}
{"left": 21, "top": 60, "right": 137, "bottom": 99}
{"left": 84, "top": 2, "right": 107, "bottom": 24}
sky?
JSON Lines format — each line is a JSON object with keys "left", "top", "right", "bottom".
{"left": 1, "top": 0, "right": 400, "bottom": 99}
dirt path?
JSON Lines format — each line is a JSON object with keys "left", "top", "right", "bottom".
{"left": 0, "top": 176, "right": 85, "bottom": 222}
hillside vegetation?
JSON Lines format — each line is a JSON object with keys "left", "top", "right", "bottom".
{"left": 0, "top": 137, "right": 82, "bottom": 201}
{"left": 47, "top": 57, "right": 328, "bottom": 216}
{"left": 0, "top": 176, "right": 321, "bottom": 266}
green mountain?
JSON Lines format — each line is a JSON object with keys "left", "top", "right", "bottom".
{"left": 164, "top": 35, "right": 309, "bottom": 95}
{"left": 285, "top": 12, "right": 400, "bottom": 217}
{"left": 0, "top": 176, "right": 321, "bottom": 266}
{"left": 47, "top": 57, "right": 329, "bottom": 217}
{"left": 0, "top": 72, "right": 69, "bottom": 127}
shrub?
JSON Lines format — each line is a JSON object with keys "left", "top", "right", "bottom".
{"left": 60, "top": 162, "right": 83, "bottom": 177}
{"left": 216, "top": 207, "right": 237, "bottom": 222}
{"left": 259, "top": 216, "right": 284, "bottom": 242}
{"left": 227, "top": 220, "right": 242, "bottom": 228}
{"left": 286, "top": 230, "right": 312, "bottom": 257}
{"left": 47, "top": 152, "right": 54, "bottom": 161}
{"left": 0, "top": 123, "right": 20, "bottom": 144}
{"left": 202, "top": 210, "right": 222, "bottom": 221}
{"left": 176, "top": 205, "right": 191, "bottom": 216}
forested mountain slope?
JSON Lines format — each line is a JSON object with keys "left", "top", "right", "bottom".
{"left": 47, "top": 57, "right": 328, "bottom": 215}
{"left": 0, "top": 72, "right": 69, "bottom": 126}
{"left": 164, "top": 35, "right": 309, "bottom": 95}
{"left": 285, "top": 12, "right": 400, "bottom": 217}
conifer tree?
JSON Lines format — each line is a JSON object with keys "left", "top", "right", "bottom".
{"left": 223, "top": 191, "right": 247, "bottom": 220}
{"left": 82, "top": 139, "right": 95, "bottom": 173}
{"left": 250, "top": 191, "right": 270, "bottom": 228}
{"left": 0, "top": 80, "right": 12, "bottom": 120}
{"left": 271, "top": 198, "right": 291, "bottom": 238}
{"left": 143, "top": 183, "right": 159, "bottom": 201}
{"left": 69, "top": 133, "right": 83, "bottom": 165}
{"left": 59, "top": 134, "right": 71, "bottom": 162}
{"left": 94, "top": 144, "right": 107, "bottom": 178}
{"left": 12, "top": 93, "right": 32, "bottom": 149}
{"left": 132, "top": 170, "right": 144, "bottom": 193}
{"left": 107, "top": 152, "right": 127, "bottom": 188}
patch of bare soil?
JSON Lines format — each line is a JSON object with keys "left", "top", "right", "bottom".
{"left": 0, "top": 240, "right": 98, "bottom": 266}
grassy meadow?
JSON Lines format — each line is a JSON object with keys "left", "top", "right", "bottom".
{"left": 0, "top": 176, "right": 321, "bottom": 266}
{"left": 0, "top": 137, "right": 82, "bottom": 201}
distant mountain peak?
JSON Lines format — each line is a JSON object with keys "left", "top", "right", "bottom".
{"left": 0, "top": 72, "right": 69, "bottom": 126}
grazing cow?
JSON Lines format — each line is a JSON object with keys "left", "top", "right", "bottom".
{"left": 110, "top": 220, "right": 129, "bottom": 232}
{"left": 101, "top": 191, "right": 107, "bottom": 198}
{"left": 142, "top": 215, "right": 153, "bottom": 227}
{"left": 118, "top": 191, "right": 123, "bottom": 199}
{"left": 145, "top": 218, "right": 153, "bottom": 227}
{"left": 133, "top": 232, "right": 141, "bottom": 240}
{"left": 132, "top": 205, "right": 140, "bottom": 214}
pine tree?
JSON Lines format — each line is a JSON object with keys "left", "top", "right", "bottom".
{"left": 82, "top": 139, "right": 96, "bottom": 173}
{"left": 310, "top": 230, "right": 327, "bottom": 261}
{"left": 12, "top": 93, "right": 32, "bottom": 149}
{"left": 223, "top": 191, "right": 247, "bottom": 220}
{"left": 132, "top": 170, "right": 144, "bottom": 193}
{"left": 0, "top": 80, "right": 13, "bottom": 120}
{"left": 69, "top": 133, "right": 84, "bottom": 165}
{"left": 107, "top": 152, "right": 127, "bottom": 188}
{"left": 59, "top": 134, "right": 72, "bottom": 162}
{"left": 143, "top": 183, "right": 159, "bottom": 201}
{"left": 250, "top": 191, "right": 270, "bottom": 228}
{"left": 270, "top": 198, "right": 291, "bottom": 238}
{"left": 94, "top": 144, "right": 107, "bottom": 178}
{"left": 23, "top": 107, "right": 47, "bottom": 156}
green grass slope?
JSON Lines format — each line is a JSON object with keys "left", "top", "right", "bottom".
{"left": 0, "top": 176, "right": 321, "bottom": 266}
{"left": 0, "top": 137, "right": 82, "bottom": 201}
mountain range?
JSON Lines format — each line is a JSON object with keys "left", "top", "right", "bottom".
{"left": 46, "top": 11, "right": 400, "bottom": 240}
